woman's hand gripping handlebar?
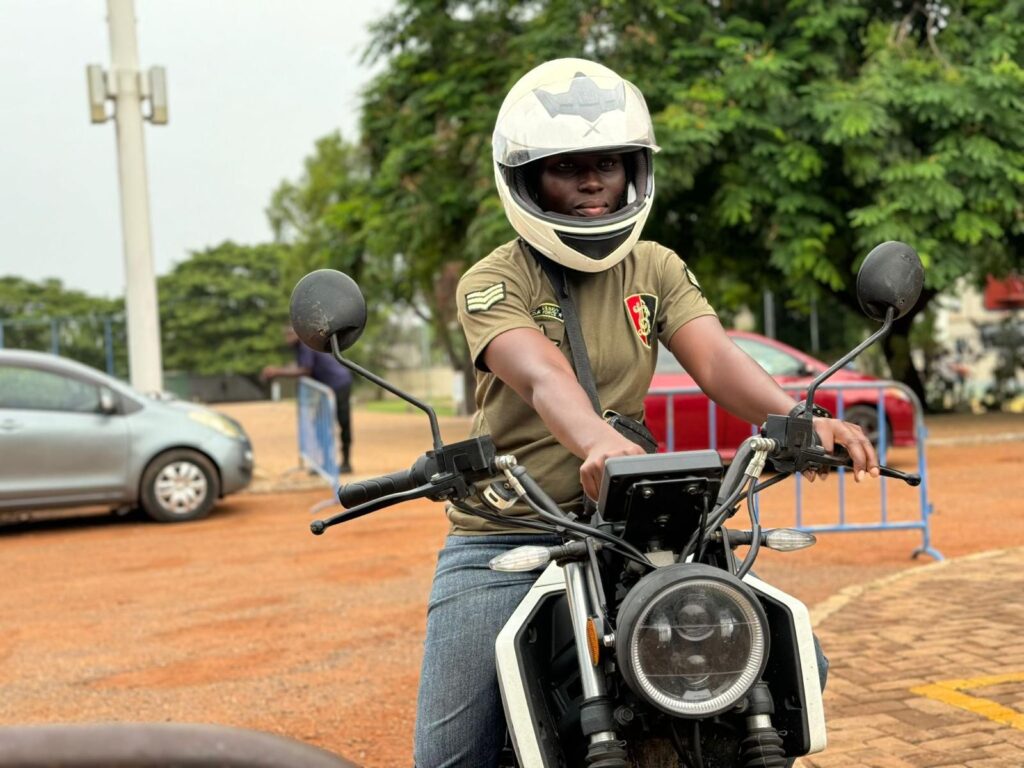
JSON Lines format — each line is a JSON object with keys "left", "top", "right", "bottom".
{"left": 761, "top": 411, "right": 920, "bottom": 486}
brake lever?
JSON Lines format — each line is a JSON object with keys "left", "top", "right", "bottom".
{"left": 762, "top": 414, "right": 920, "bottom": 486}
{"left": 804, "top": 444, "right": 921, "bottom": 487}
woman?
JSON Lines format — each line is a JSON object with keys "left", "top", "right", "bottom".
{"left": 413, "top": 58, "right": 876, "bottom": 768}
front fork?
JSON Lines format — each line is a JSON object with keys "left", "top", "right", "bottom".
{"left": 563, "top": 561, "right": 628, "bottom": 767}
{"left": 564, "top": 562, "right": 789, "bottom": 768}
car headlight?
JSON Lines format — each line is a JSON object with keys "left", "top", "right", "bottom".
{"left": 615, "top": 563, "right": 768, "bottom": 718}
{"left": 188, "top": 410, "right": 242, "bottom": 439}
{"left": 884, "top": 387, "right": 911, "bottom": 402}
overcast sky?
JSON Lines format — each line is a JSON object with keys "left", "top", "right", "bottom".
{"left": 0, "top": 0, "right": 394, "bottom": 298}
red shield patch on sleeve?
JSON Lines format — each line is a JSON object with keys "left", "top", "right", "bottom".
{"left": 624, "top": 293, "right": 658, "bottom": 348}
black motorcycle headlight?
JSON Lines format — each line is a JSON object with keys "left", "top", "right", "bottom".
{"left": 615, "top": 563, "right": 768, "bottom": 717}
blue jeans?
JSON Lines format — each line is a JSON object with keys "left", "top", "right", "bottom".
{"left": 413, "top": 534, "right": 829, "bottom": 768}
{"left": 414, "top": 533, "right": 559, "bottom": 768}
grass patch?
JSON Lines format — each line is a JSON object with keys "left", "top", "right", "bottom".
{"left": 359, "top": 398, "right": 457, "bottom": 417}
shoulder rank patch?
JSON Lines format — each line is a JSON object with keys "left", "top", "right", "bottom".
{"left": 683, "top": 264, "right": 704, "bottom": 295}
{"left": 624, "top": 293, "right": 659, "bottom": 349}
{"left": 465, "top": 282, "right": 507, "bottom": 313}
{"left": 531, "top": 303, "right": 564, "bottom": 323}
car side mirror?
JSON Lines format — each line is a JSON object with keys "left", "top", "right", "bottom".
{"left": 99, "top": 388, "right": 117, "bottom": 415}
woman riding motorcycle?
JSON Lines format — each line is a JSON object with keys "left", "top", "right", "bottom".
{"left": 412, "top": 57, "right": 878, "bottom": 768}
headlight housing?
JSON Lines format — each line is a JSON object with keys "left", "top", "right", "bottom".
{"left": 188, "top": 410, "right": 242, "bottom": 439}
{"left": 615, "top": 563, "right": 768, "bottom": 717}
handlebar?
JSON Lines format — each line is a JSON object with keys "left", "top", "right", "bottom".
{"left": 311, "top": 436, "right": 499, "bottom": 536}
{"left": 761, "top": 413, "right": 920, "bottom": 486}
{"left": 337, "top": 454, "right": 435, "bottom": 507}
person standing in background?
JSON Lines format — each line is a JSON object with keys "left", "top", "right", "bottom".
{"left": 261, "top": 326, "right": 354, "bottom": 474}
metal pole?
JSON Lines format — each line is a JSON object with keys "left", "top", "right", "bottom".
{"left": 104, "top": 318, "right": 115, "bottom": 375}
{"left": 106, "top": 0, "right": 164, "bottom": 393}
{"left": 810, "top": 296, "right": 820, "bottom": 353}
{"left": 763, "top": 289, "right": 776, "bottom": 339}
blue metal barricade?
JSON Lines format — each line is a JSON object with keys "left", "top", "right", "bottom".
{"left": 647, "top": 380, "right": 942, "bottom": 560}
{"left": 297, "top": 377, "right": 340, "bottom": 514}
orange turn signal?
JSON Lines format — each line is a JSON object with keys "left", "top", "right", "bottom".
{"left": 586, "top": 618, "right": 600, "bottom": 666}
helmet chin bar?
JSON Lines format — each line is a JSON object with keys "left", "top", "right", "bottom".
{"left": 557, "top": 226, "right": 635, "bottom": 262}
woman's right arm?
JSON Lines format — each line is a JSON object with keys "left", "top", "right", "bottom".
{"left": 483, "top": 327, "right": 645, "bottom": 499}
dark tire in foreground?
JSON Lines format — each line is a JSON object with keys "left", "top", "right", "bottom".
{"left": 140, "top": 449, "right": 220, "bottom": 523}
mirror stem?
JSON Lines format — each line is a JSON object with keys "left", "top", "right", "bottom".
{"left": 804, "top": 306, "right": 896, "bottom": 415}
{"left": 330, "top": 335, "right": 444, "bottom": 452}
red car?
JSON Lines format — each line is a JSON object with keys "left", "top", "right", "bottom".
{"left": 644, "top": 331, "right": 917, "bottom": 459}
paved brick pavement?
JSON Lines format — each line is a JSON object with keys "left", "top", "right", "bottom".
{"left": 800, "top": 548, "right": 1024, "bottom": 767}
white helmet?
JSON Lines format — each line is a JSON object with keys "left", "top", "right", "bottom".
{"left": 493, "top": 58, "right": 660, "bottom": 273}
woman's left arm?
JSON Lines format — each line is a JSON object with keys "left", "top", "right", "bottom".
{"left": 668, "top": 315, "right": 879, "bottom": 480}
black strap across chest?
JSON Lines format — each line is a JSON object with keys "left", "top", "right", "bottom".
{"left": 524, "top": 241, "right": 603, "bottom": 416}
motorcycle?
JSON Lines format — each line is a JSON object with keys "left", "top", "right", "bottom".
{"left": 287, "top": 241, "right": 925, "bottom": 768}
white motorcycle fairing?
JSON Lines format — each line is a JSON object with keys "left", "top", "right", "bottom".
{"left": 495, "top": 563, "right": 826, "bottom": 767}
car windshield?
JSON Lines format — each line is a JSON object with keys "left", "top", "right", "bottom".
{"left": 732, "top": 338, "right": 807, "bottom": 377}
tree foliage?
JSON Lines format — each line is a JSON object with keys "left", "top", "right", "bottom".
{"left": 0, "top": 276, "right": 125, "bottom": 374}
{"left": 270, "top": 0, "right": 1024, "bottom": 403}
{"left": 157, "top": 242, "right": 291, "bottom": 376}
{"left": 615, "top": 0, "right": 1024, "bottom": 393}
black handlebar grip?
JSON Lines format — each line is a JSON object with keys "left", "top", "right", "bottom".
{"left": 336, "top": 454, "right": 434, "bottom": 508}
{"left": 338, "top": 468, "right": 417, "bottom": 508}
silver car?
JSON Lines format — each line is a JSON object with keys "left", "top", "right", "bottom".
{"left": 0, "top": 349, "right": 254, "bottom": 522}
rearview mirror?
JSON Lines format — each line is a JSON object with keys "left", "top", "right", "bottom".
{"left": 856, "top": 241, "right": 924, "bottom": 322}
{"left": 99, "top": 388, "right": 117, "bottom": 415}
{"left": 288, "top": 269, "right": 367, "bottom": 353}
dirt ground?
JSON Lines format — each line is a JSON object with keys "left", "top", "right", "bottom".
{"left": 1, "top": 404, "right": 1022, "bottom": 767}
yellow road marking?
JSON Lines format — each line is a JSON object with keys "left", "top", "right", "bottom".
{"left": 912, "top": 672, "right": 1024, "bottom": 730}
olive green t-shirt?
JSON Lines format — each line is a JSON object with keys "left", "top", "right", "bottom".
{"left": 449, "top": 239, "right": 716, "bottom": 534}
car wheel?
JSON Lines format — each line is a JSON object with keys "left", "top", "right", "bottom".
{"left": 842, "top": 405, "right": 890, "bottom": 447}
{"left": 140, "top": 449, "right": 220, "bottom": 523}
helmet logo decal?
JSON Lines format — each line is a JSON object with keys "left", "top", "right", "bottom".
{"left": 533, "top": 74, "right": 626, "bottom": 124}
{"left": 465, "top": 282, "right": 507, "bottom": 313}
{"left": 624, "top": 293, "right": 658, "bottom": 348}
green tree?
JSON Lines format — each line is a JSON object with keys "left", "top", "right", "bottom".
{"left": 602, "top": 0, "right": 1024, "bottom": 397}
{"left": 283, "top": 0, "right": 1024, "bottom": 405}
{"left": 266, "top": 131, "right": 430, "bottom": 374}
{"left": 358, "top": 1, "right": 605, "bottom": 402}
{"left": 0, "top": 276, "right": 125, "bottom": 374}
{"left": 157, "top": 242, "right": 290, "bottom": 377}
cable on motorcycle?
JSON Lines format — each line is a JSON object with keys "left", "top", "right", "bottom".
{"left": 516, "top": 491, "right": 654, "bottom": 567}
{"left": 450, "top": 496, "right": 654, "bottom": 570}
{"left": 735, "top": 482, "right": 762, "bottom": 579}
{"left": 695, "top": 493, "right": 711, "bottom": 563}
{"left": 752, "top": 471, "right": 792, "bottom": 494}
{"left": 448, "top": 499, "right": 561, "bottom": 535}
{"left": 668, "top": 718, "right": 705, "bottom": 768}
